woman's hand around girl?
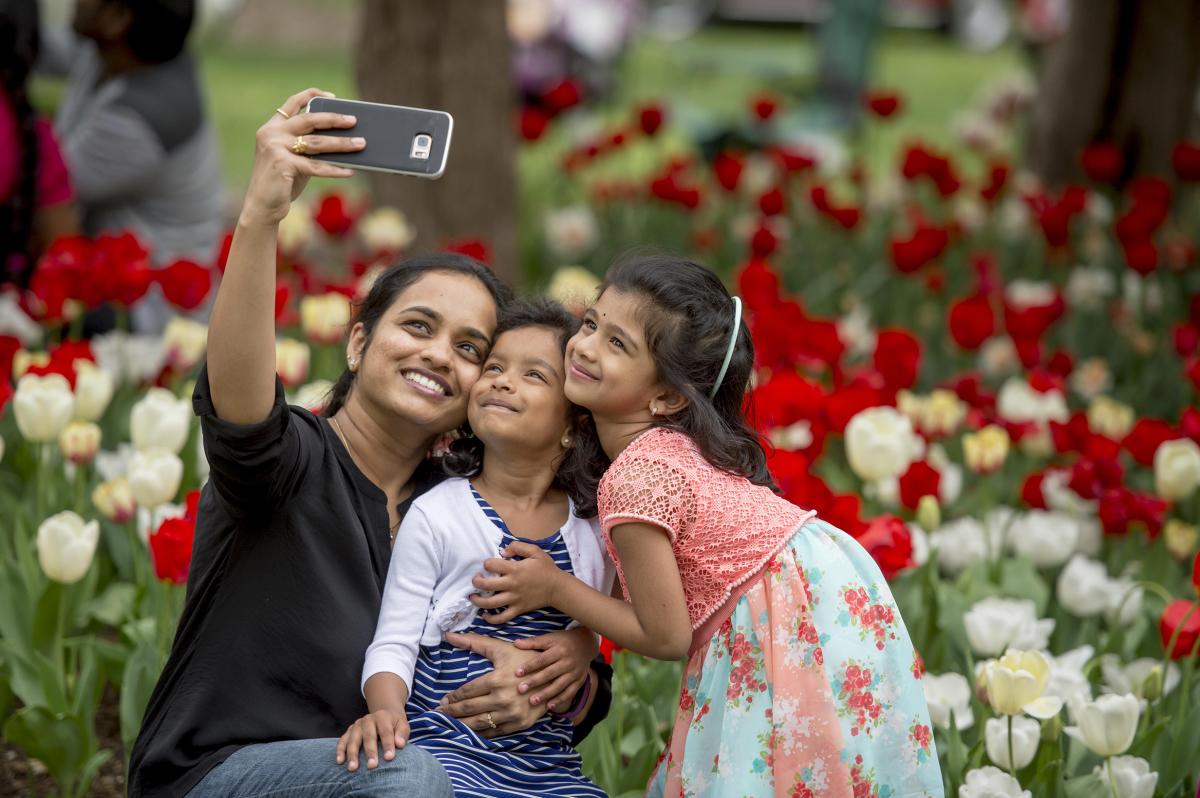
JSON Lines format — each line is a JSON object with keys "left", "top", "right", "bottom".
{"left": 439, "top": 628, "right": 596, "bottom": 734}
{"left": 335, "top": 708, "right": 409, "bottom": 772}
{"left": 470, "top": 540, "right": 566, "bottom": 624}
{"left": 239, "top": 87, "right": 363, "bottom": 228}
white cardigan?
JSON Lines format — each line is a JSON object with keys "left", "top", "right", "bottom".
{"left": 362, "top": 477, "right": 614, "bottom": 695}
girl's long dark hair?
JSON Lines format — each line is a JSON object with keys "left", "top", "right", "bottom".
{"left": 587, "top": 252, "right": 774, "bottom": 491}
{"left": 443, "top": 295, "right": 603, "bottom": 517}
{"left": 1, "top": 0, "right": 41, "bottom": 287}
{"left": 322, "top": 252, "right": 511, "bottom": 417}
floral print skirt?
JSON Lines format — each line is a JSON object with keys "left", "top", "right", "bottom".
{"left": 647, "top": 518, "right": 945, "bottom": 797}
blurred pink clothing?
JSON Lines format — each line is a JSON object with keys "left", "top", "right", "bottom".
{"left": 0, "top": 93, "right": 73, "bottom": 209}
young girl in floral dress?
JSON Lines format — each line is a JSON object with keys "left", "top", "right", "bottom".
{"left": 472, "top": 256, "right": 944, "bottom": 797}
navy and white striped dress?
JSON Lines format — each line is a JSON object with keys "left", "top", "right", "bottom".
{"left": 406, "top": 487, "right": 607, "bottom": 798}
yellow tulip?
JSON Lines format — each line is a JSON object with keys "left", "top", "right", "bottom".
{"left": 963, "top": 425, "right": 1010, "bottom": 474}
{"left": 983, "top": 649, "right": 1062, "bottom": 718}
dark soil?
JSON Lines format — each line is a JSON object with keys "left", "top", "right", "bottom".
{"left": 0, "top": 685, "right": 126, "bottom": 797}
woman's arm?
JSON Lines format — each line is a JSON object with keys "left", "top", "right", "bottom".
{"left": 208, "top": 88, "right": 361, "bottom": 424}
{"left": 471, "top": 523, "right": 692, "bottom": 661}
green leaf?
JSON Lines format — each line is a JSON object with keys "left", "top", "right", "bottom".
{"left": 1063, "top": 773, "right": 1105, "bottom": 798}
{"left": 120, "top": 642, "right": 162, "bottom": 754}
{"left": 3, "top": 705, "right": 88, "bottom": 795}
{"left": 999, "top": 558, "right": 1050, "bottom": 614}
{"left": 83, "top": 582, "right": 137, "bottom": 627}
{"left": 31, "top": 581, "right": 65, "bottom": 655}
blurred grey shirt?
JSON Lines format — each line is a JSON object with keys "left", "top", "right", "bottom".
{"left": 45, "top": 33, "right": 223, "bottom": 329}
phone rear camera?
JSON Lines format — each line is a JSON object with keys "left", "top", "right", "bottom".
{"left": 411, "top": 134, "right": 433, "bottom": 160}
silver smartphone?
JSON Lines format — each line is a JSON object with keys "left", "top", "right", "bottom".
{"left": 304, "top": 97, "right": 454, "bottom": 179}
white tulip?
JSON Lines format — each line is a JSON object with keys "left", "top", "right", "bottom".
{"left": 1007, "top": 510, "right": 1079, "bottom": 568}
{"left": 986, "top": 716, "right": 1040, "bottom": 770}
{"left": 544, "top": 206, "right": 598, "bottom": 259}
{"left": 127, "top": 449, "right": 183, "bottom": 508}
{"left": 137, "top": 501, "right": 186, "bottom": 545}
{"left": 1065, "top": 693, "right": 1140, "bottom": 757}
{"left": 73, "top": 361, "right": 115, "bottom": 421}
{"left": 59, "top": 420, "right": 102, "bottom": 465}
{"left": 979, "top": 337, "right": 1020, "bottom": 378}
{"left": 275, "top": 338, "right": 311, "bottom": 387}
{"left": 964, "top": 598, "right": 1055, "bottom": 657}
{"left": 14, "top": 373, "right": 75, "bottom": 442}
{"left": 930, "top": 517, "right": 998, "bottom": 575}
{"left": 36, "top": 511, "right": 100, "bottom": 584}
{"left": 1094, "top": 756, "right": 1157, "bottom": 798}
{"left": 291, "top": 380, "right": 333, "bottom": 413}
{"left": 299, "top": 293, "right": 352, "bottom": 346}
{"left": 1041, "top": 468, "right": 1099, "bottom": 518}
{"left": 163, "top": 317, "right": 209, "bottom": 372}
{"left": 547, "top": 266, "right": 602, "bottom": 313}
{"left": 1045, "top": 646, "right": 1094, "bottom": 706}
{"left": 922, "top": 672, "right": 974, "bottom": 730}
{"left": 1057, "top": 555, "right": 1112, "bottom": 617}
{"left": 130, "top": 388, "right": 191, "bottom": 455}
{"left": 358, "top": 206, "right": 415, "bottom": 253}
{"left": 1100, "top": 655, "right": 1180, "bottom": 703}
{"left": 997, "top": 377, "right": 1068, "bottom": 426}
{"left": 90, "top": 330, "right": 167, "bottom": 385}
{"left": 844, "top": 406, "right": 923, "bottom": 482}
{"left": 1153, "top": 438, "right": 1200, "bottom": 501}
{"left": 1105, "top": 577, "right": 1142, "bottom": 626}
{"left": 92, "top": 477, "right": 137, "bottom": 524}
{"left": 94, "top": 443, "right": 135, "bottom": 482}
{"left": 958, "top": 766, "right": 1031, "bottom": 798}
{"left": 928, "top": 443, "right": 963, "bottom": 504}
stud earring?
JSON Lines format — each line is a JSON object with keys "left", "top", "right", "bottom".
{"left": 650, "top": 404, "right": 659, "bottom": 416}
{"left": 348, "top": 358, "right": 359, "bottom": 372}
{"left": 560, "top": 434, "right": 572, "bottom": 448}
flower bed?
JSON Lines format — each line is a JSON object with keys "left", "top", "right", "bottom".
{"left": 2, "top": 77, "right": 1199, "bottom": 796}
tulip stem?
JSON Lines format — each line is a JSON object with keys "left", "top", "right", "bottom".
{"left": 126, "top": 520, "right": 145, "bottom": 588}
{"left": 73, "top": 465, "right": 87, "bottom": 515}
{"left": 1006, "top": 714, "right": 1016, "bottom": 780}
{"left": 34, "top": 443, "right": 47, "bottom": 523}
{"left": 1105, "top": 756, "right": 1122, "bottom": 798}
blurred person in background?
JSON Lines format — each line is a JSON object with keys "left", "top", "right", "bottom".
{"left": 1, "top": 0, "right": 78, "bottom": 289}
{"left": 40, "top": 0, "right": 222, "bottom": 332}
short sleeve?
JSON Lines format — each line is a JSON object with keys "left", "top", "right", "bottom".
{"left": 600, "top": 455, "right": 696, "bottom": 542}
{"left": 34, "top": 119, "right": 73, "bottom": 207}
{"left": 192, "top": 362, "right": 314, "bottom": 516}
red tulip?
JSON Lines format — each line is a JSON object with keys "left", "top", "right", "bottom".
{"left": 980, "top": 160, "right": 1009, "bottom": 203}
{"left": 736, "top": 258, "right": 781, "bottom": 312}
{"left": 772, "top": 146, "right": 816, "bottom": 175}
{"left": 855, "top": 515, "right": 914, "bottom": 580}
{"left": 637, "top": 103, "right": 664, "bottom": 136}
{"left": 751, "top": 93, "right": 778, "bottom": 121}
{"left": 750, "top": 222, "right": 779, "bottom": 259}
{"left": 519, "top": 106, "right": 549, "bottom": 141}
{"left": 1159, "top": 599, "right": 1200, "bottom": 659}
{"left": 898, "top": 461, "right": 941, "bottom": 511}
{"left": 1080, "top": 142, "right": 1123, "bottom": 183}
{"left": 758, "top": 186, "right": 785, "bottom": 216}
{"left": 713, "top": 151, "right": 744, "bottom": 192}
{"left": 314, "top": 193, "right": 355, "bottom": 237}
{"left": 150, "top": 508, "right": 197, "bottom": 585}
{"left": 900, "top": 144, "right": 959, "bottom": 196}
{"left": 156, "top": 259, "right": 212, "bottom": 311}
{"left": 1173, "top": 323, "right": 1199, "bottom": 357}
{"left": 1193, "top": 552, "right": 1199, "bottom": 598}
{"left": 825, "top": 385, "right": 884, "bottom": 434}
{"left": 598, "top": 636, "right": 622, "bottom": 664}
{"left": 873, "top": 329, "right": 922, "bottom": 390}
{"left": 1188, "top": 358, "right": 1200, "bottom": 392}
{"left": 1021, "top": 470, "right": 1048, "bottom": 509}
{"left": 1122, "top": 418, "right": 1180, "bottom": 467}
{"left": 443, "top": 237, "right": 492, "bottom": 265}
{"left": 1172, "top": 141, "right": 1200, "bottom": 181}
{"left": 540, "top": 78, "right": 583, "bottom": 113}
{"left": 864, "top": 90, "right": 902, "bottom": 119}
{"left": 215, "top": 231, "right": 234, "bottom": 274}
{"left": 890, "top": 224, "right": 949, "bottom": 273}
{"left": 1181, "top": 407, "right": 1200, "bottom": 445}
{"left": 948, "top": 294, "right": 995, "bottom": 351}
{"left": 1122, "top": 238, "right": 1158, "bottom": 275}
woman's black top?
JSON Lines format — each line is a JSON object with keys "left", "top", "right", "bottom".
{"left": 127, "top": 366, "right": 612, "bottom": 797}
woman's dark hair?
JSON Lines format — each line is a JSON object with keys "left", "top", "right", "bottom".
{"left": 322, "top": 252, "right": 511, "bottom": 417}
{"left": 443, "top": 295, "right": 604, "bottom": 517}
{"left": 0, "top": 0, "right": 41, "bottom": 286}
{"left": 587, "top": 252, "right": 774, "bottom": 491}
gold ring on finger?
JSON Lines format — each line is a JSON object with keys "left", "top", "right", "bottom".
{"left": 275, "top": 106, "right": 291, "bottom": 119}
{"left": 486, "top": 712, "right": 497, "bottom": 730}
{"left": 290, "top": 136, "right": 308, "bottom": 155}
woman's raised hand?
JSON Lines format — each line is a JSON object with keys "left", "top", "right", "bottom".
{"left": 240, "top": 88, "right": 364, "bottom": 227}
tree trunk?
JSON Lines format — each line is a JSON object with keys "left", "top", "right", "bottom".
{"left": 1027, "top": 0, "right": 1200, "bottom": 186}
{"left": 355, "top": 0, "right": 517, "bottom": 284}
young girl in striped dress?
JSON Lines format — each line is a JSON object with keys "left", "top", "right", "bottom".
{"left": 474, "top": 256, "right": 945, "bottom": 797}
{"left": 337, "top": 298, "right": 613, "bottom": 797}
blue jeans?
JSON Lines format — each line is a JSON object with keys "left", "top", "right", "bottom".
{"left": 187, "top": 737, "right": 453, "bottom": 797}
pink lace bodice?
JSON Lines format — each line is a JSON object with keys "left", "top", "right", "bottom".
{"left": 597, "top": 427, "right": 815, "bottom": 642}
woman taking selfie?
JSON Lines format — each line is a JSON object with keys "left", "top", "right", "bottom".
{"left": 128, "top": 89, "right": 610, "bottom": 798}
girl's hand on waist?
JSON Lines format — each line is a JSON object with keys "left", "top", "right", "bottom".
{"left": 335, "top": 708, "right": 409, "bottom": 772}
{"left": 470, "top": 541, "right": 565, "bottom": 624}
